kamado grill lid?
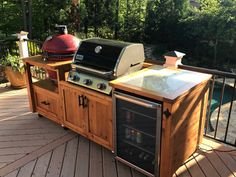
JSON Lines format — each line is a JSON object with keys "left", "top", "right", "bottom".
{"left": 42, "top": 25, "right": 80, "bottom": 61}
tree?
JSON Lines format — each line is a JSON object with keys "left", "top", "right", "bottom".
{"left": 0, "top": 0, "right": 23, "bottom": 38}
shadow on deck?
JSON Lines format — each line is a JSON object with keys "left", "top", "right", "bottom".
{"left": 0, "top": 86, "right": 235, "bottom": 177}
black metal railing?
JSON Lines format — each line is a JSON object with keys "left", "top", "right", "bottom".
{"left": 179, "top": 65, "right": 236, "bottom": 147}
{"left": 0, "top": 39, "right": 19, "bottom": 58}
{"left": 0, "top": 39, "right": 42, "bottom": 58}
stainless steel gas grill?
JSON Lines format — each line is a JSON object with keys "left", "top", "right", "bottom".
{"left": 67, "top": 38, "right": 145, "bottom": 94}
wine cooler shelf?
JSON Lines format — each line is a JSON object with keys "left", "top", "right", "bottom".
{"left": 123, "top": 139, "right": 155, "bottom": 155}
{"left": 122, "top": 107, "right": 157, "bottom": 121}
{"left": 120, "top": 143, "right": 156, "bottom": 174}
{"left": 123, "top": 124, "right": 155, "bottom": 139}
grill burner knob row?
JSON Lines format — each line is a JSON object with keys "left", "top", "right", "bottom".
{"left": 83, "top": 79, "right": 93, "bottom": 86}
{"left": 97, "top": 83, "right": 107, "bottom": 90}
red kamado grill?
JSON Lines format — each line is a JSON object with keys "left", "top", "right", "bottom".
{"left": 42, "top": 25, "right": 80, "bottom": 61}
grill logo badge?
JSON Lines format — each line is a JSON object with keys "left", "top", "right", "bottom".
{"left": 95, "top": 46, "right": 102, "bottom": 54}
{"left": 76, "top": 54, "right": 84, "bottom": 61}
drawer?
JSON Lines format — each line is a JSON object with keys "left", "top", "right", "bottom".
{"left": 34, "top": 90, "right": 58, "bottom": 117}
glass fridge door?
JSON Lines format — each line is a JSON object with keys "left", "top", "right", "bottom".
{"left": 114, "top": 91, "right": 162, "bottom": 176}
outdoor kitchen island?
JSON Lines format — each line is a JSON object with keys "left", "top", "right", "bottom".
{"left": 23, "top": 55, "right": 211, "bottom": 177}
{"left": 110, "top": 65, "right": 212, "bottom": 177}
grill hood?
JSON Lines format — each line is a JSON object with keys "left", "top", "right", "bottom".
{"left": 72, "top": 38, "right": 145, "bottom": 78}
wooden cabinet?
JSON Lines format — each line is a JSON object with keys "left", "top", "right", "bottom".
{"left": 110, "top": 65, "right": 212, "bottom": 177}
{"left": 23, "top": 55, "right": 71, "bottom": 124}
{"left": 23, "top": 55, "right": 113, "bottom": 150}
{"left": 60, "top": 84, "right": 88, "bottom": 136}
{"left": 60, "top": 81, "right": 113, "bottom": 150}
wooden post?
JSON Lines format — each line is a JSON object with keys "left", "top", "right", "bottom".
{"left": 17, "top": 31, "right": 29, "bottom": 58}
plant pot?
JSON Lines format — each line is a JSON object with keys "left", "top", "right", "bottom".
{"left": 0, "top": 65, "right": 7, "bottom": 83}
{"left": 4, "top": 66, "right": 26, "bottom": 89}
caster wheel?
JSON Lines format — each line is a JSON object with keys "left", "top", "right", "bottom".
{"left": 61, "top": 125, "right": 68, "bottom": 130}
{"left": 38, "top": 114, "right": 43, "bottom": 118}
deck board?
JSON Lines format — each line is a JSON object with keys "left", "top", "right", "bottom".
{"left": 203, "top": 149, "right": 233, "bottom": 177}
{"left": 184, "top": 154, "right": 205, "bottom": 177}
{"left": 102, "top": 148, "right": 117, "bottom": 177}
{"left": 74, "top": 136, "right": 90, "bottom": 177}
{"left": 60, "top": 137, "right": 78, "bottom": 177}
{"left": 46, "top": 144, "right": 66, "bottom": 177}
{"left": 17, "top": 159, "right": 36, "bottom": 177}
{"left": 116, "top": 161, "right": 132, "bottom": 177}
{"left": 3, "top": 170, "right": 18, "bottom": 177}
{"left": 216, "top": 151, "right": 236, "bottom": 176}
{"left": 89, "top": 142, "right": 103, "bottom": 177}
{"left": 175, "top": 165, "right": 191, "bottom": 177}
{"left": 0, "top": 86, "right": 236, "bottom": 177}
{"left": 31, "top": 151, "right": 52, "bottom": 177}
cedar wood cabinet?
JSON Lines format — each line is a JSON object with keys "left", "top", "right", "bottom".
{"left": 23, "top": 55, "right": 71, "bottom": 124}
{"left": 23, "top": 55, "right": 113, "bottom": 150}
{"left": 60, "top": 81, "right": 113, "bottom": 150}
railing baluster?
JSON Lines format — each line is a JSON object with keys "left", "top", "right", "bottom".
{"left": 214, "top": 77, "right": 226, "bottom": 139}
{"left": 224, "top": 78, "right": 236, "bottom": 142}
{"left": 205, "top": 75, "right": 216, "bottom": 134}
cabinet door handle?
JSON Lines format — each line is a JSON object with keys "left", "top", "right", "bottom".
{"left": 82, "top": 96, "right": 88, "bottom": 108}
{"left": 78, "top": 95, "right": 82, "bottom": 107}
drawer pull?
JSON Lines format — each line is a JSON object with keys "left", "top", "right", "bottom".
{"left": 41, "top": 101, "right": 50, "bottom": 105}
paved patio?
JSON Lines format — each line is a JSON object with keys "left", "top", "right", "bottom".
{"left": 0, "top": 84, "right": 235, "bottom": 177}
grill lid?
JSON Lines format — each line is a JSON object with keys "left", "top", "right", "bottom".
{"left": 42, "top": 25, "right": 80, "bottom": 61}
{"left": 73, "top": 38, "right": 145, "bottom": 77}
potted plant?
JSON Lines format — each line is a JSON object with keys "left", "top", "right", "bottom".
{"left": 0, "top": 53, "right": 26, "bottom": 88}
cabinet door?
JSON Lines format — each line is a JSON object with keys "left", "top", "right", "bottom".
{"left": 61, "top": 85, "right": 88, "bottom": 136}
{"left": 86, "top": 94, "right": 113, "bottom": 150}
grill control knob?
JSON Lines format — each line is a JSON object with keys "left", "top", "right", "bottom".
{"left": 68, "top": 72, "right": 73, "bottom": 80}
{"left": 97, "top": 83, "right": 107, "bottom": 90}
{"left": 72, "top": 74, "right": 80, "bottom": 81}
{"left": 83, "top": 79, "right": 92, "bottom": 86}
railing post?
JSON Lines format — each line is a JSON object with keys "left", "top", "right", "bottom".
{"left": 17, "top": 31, "right": 29, "bottom": 58}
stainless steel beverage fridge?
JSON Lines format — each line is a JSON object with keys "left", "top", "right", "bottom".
{"left": 113, "top": 91, "right": 162, "bottom": 177}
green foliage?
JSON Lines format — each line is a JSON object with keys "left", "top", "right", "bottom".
{"left": 0, "top": 53, "right": 24, "bottom": 73}
{"left": 0, "top": 0, "right": 236, "bottom": 68}
{"left": 0, "top": 0, "right": 23, "bottom": 37}
{"left": 31, "top": 0, "right": 71, "bottom": 40}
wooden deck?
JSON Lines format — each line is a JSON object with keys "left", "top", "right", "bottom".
{"left": 0, "top": 85, "right": 235, "bottom": 177}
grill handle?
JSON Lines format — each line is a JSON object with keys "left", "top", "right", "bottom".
{"left": 115, "top": 94, "right": 157, "bottom": 109}
{"left": 74, "top": 65, "right": 113, "bottom": 76}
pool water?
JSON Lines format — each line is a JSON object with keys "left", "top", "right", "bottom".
{"left": 207, "top": 81, "right": 236, "bottom": 132}
{"left": 211, "top": 82, "right": 235, "bottom": 113}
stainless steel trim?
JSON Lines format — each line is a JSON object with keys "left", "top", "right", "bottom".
{"left": 112, "top": 91, "right": 118, "bottom": 157}
{"left": 115, "top": 157, "right": 155, "bottom": 177}
{"left": 113, "top": 90, "right": 162, "bottom": 177}
{"left": 115, "top": 94, "right": 158, "bottom": 109}
{"left": 75, "top": 65, "right": 113, "bottom": 76}
{"left": 154, "top": 105, "right": 162, "bottom": 177}
{"left": 113, "top": 46, "right": 126, "bottom": 77}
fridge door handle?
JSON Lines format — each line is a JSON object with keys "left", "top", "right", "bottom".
{"left": 115, "top": 94, "right": 158, "bottom": 109}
